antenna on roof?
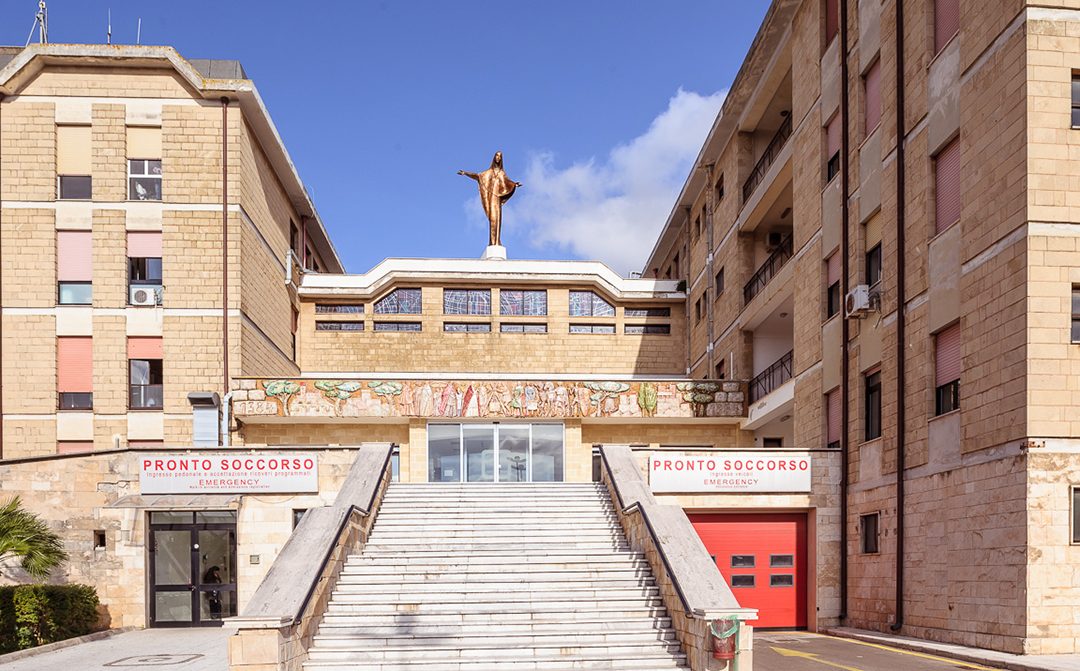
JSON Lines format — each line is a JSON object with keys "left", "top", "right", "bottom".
{"left": 25, "top": 0, "right": 48, "bottom": 47}
{"left": 136, "top": 17, "right": 142, "bottom": 45}
{"left": 107, "top": 9, "right": 112, "bottom": 45}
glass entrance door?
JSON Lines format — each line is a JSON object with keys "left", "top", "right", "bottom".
{"left": 149, "top": 511, "right": 237, "bottom": 627}
{"left": 427, "top": 424, "right": 564, "bottom": 483}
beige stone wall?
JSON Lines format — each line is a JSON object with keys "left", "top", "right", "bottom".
{"left": 0, "top": 102, "right": 55, "bottom": 200}
{"left": 299, "top": 286, "right": 686, "bottom": 375}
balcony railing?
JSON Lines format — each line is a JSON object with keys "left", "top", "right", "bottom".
{"left": 742, "top": 114, "right": 793, "bottom": 203}
{"left": 743, "top": 235, "right": 793, "bottom": 305}
{"left": 749, "top": 350, "right": 794, "bottom": 403}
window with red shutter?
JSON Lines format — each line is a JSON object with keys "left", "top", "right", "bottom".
{"left": 935, "top": 323, "right": 961, "bottom": 415}
{"left": 934, "top": 138, "right": 961, "bottom": 235}
{"left": 57, "top": 231, "right": 92, "bottom": 305}
{"left": 826, "top": 114, "right": 842, "bottom": 181}
{"left": 864, "top": 59, "right": 881, "bottom": 133}
{"left": 934, "top": 0, "right": 960, "bottom": 54}
{"left": 57, "top": 337, "right": 93, "bottom": 410}
{"left": 825, "top": 0, "right": 839, "bottom": 46}
{"left": 826, "top": 388, "right": 841, "bottom": 448}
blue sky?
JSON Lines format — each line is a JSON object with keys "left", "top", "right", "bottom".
{"left": 2, "top": 1, "right": 770, "bottom": 274}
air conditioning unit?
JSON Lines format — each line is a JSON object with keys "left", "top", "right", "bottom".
{"left": 845, "top": 285, "right": 871, "bottom": 318}
{"left": 130, "top": 287, "right": 159, "bottom": 306}
{"left": 766, "top": 231, "right": 784, "bottom": 250}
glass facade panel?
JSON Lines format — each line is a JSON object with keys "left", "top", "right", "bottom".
{"left": 374, "top": 288, "right": 422, "bottom": 314}
{"left": 154, "top": 591, "right": 192, "bottom": 623}
{"left": 464, "top": 425, "right": 495, "bottom": 482}
{"left": 153, "top": 530, "right": 190, "bottom": 585}
{"left": 427, "top": 424, "right": 564, "bottom": 483}
{"left": 428, "top": 424, "right": 462, "bottom": 482}
{"left": 498, "top": 426, "right": 529, "bottom": 482}
{"left": 531, "top": 424, "right": 564, "bottom": 482}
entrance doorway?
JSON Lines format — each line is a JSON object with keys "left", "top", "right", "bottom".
{"left": 427, "top": 423, "right": 564, "bottom": 482}
{"left": 688, "top": 512, "right": 808, "bottom": 629}
{"left": 148, "top": 511, "right": 237, "bottom": 627}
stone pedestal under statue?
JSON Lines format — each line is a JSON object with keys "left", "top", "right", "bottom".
{"left": 481, "top": 245, "right": 507, "bottom": 260}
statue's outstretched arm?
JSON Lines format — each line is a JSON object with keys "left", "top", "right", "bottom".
{"left": 457, "top": 170, "right": 479, "bottom": 180}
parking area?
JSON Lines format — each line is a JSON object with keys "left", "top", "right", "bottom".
{"left": 755, "top": 631, "right": 1004, "bottom": 671}
{"left": 0, "top": 627, "right": 229, "bottom": 671}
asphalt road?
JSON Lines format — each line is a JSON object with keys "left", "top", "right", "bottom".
{"left": 755, "top": 632, "right": 1006, "bottom": 671}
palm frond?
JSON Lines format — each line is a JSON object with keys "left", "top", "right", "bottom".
{"left": 0, "top": 496, "right": 68, "bottom": 581}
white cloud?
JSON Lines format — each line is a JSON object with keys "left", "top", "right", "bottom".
{"left": 506, "top": 88, "right": 725, "bottom": 276}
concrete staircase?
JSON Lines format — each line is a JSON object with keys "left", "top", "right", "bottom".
{"left": 302, "top": 482, "right": 690, "bottom": 671}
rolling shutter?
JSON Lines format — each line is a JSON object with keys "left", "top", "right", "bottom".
{"left": 935, "top": 323, "right": 961, "bottom": 385}
{"left": 935, "top": 138, "right": 961, "bottom": 235}
{"left": 127, "top": 336, "right": 163, "bottom": 360}
{"left": 57, "top": 337, "right": 93, "bottom": 392}
{"left": 57, "top": 231, "right": 93, "bottom": 282}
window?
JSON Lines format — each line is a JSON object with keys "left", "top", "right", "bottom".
{"left": 291, "top": 307, "right": 299, "bottom": 359}
{"left": 127, "top": 232, "right": 163, "bottom": 305}
{"left": 290, "top": 220, "right": 299, "bottom": 256}
{"left": 128, "top": 160, "right": 162, "bottom": 201}
{"left": 57, "top": 441, "right": 94, "bottom": 454}
{"left": 935, "top": 323, "right": 961, "bottom": 415}
{"left": 58, "top": 337, "right": 93, "bottom": 410}
{"left": 568, "top": 291, "right": 615, "bottom": 317}
{"left": 934, "top": 0, "right": 960, "bottom": 54}
{"left": 1073, "top": 77, "right": 1080, "bottom": 128}
{"left": 391, "top": 446, "right": 400, "bottom": 482}
{"left": 57, "top": 125, "right": 91, "bottom": 200}
{"left": 695, "top": 298, "right": 703, "bottom": 323}
{"left": 826, "top": 114, "right": 842, "bottom": 181}
{"left": 866, "top": 243, "right": 882, "bottom": 287}
{"left": 57, "top": 231, "right": 92, "bottom": 305}
{"left": 770, "top": 554, "right": 794, "bottom": 568}
{"left": 770, "top": 575, "right": 795, "bottom": 587}
{"left": 374, "top": 322, "right": 422, "bottom": 332}
{"left": 569, "top": 324, "right": 616, "bottom": 334}
{"left": 1073, "top": 487, "right": 1080, "bottom": 544}
{"left": 315, "top": 304, "right": 364, "bottom": 314}
{"left": 500, "top": 323, "right": 547, "bottom": 333}
{"left": 763, "top": 438, "right": 783, "bottom": 448}
{"left": 825, "top": 0, "right": 839, "bottom": 45}
{"left": 316, "top": 321, "right": 364, "bottom": 331}
{"left": 624, "top": 324, "right": 671, "bottom": 335}
{"left": 499, "top": 289, "right": 547, "bottom": 316}
{"left": 863, "top": 59, "right": 882, "bottom": 134}
{"left": 730, "top": 555, "right": 755, "bottom": 568}
{"left": 428, "top": 423, "right": 564, "bottom": 483}
{"left": 625, "top": 307, "right": 671, "bottom": 318}
{"left": 715, "top": 174, "right": 725, "bottom": 202}
{"left": 730, "top": 575, "right": 755, "bottom": 588}
{"left": 934, "top": 137, "right": 961, "bottom": 235}
{"left": 129, "top": 344, "right": 163, "bottom": 411}
{"left": 673, "top": 253, "right": 681, "bottom": 279}
{"left": 715, "top": 359, "right": 726, "bottom": 380}
{"left": 860, "top": 513, "right": 880, "bottom": 554}
{"left": 444, "top": 289, "right": 491, "bottom": 315}
{"left": 715, "top": 267, "right": 725, "bottom": 295}
{"left": 865, "top": 369, "right": 882, "bottom": 440}
{"left": 93, "top": 530, "right": 107, "bottom": 549}
{"left": 374, "top": 288, "right": 422, "bottom": 314}
{"left": 826, "top": 253, "right": 841, "bottom": 318}
{"left": 694, "top": 214, "right": 702, "bottom": 240}
{"left": 1073, "top": 285, "right": 1080, "bottom": 343}
{"left": 826, "top": 388, "right": 841, "bottom": 449}
{"left": 444, "top": 322, "right": 491, "bottom": 333}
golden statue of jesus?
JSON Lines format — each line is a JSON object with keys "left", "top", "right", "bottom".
{"left": 458, "top": 151, "right": 522, "bottom": 247}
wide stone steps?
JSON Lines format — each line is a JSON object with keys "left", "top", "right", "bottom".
{"left": 304, "top": 483, "right": 686, "bottom": 671}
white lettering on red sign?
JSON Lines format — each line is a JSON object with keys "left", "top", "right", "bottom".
{"left": 139, "top": 453, "right": 319, "bottom": 494}
{"left": 648, "top": 452, "right": 812, "bottom": 493}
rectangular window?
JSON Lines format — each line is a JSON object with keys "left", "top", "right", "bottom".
{"left": 934, "top": 137, "right": 961, "bottom": 235}
{"left": 1072, "top": 285, "right": 1080, "bottom": 343}
{"left": 826, "top": 114, "right": 841, "bottom": 181}
{"left": 715, "top": 267, "right": 725, "bottom": 295}
{"left": 861, "top": 513, "right": 880, "bottom": 554}
{"left": 58, "top": 230, "right": 93, "bottom": 305}
{"left": 1073, "top": 77, "right": 1080, "bottom": 128}
{"left": 770, "top": 575, "right": 795, "bottom": 587}
{"left": 128, "top": 231, "right": 163, "bottom": 305}
{"left": 673, "top": 253, "right": 681, "bottom": 279}
{"left": 826, "top": 388, "right": 841, "bottom": 449}
{"left": 128, "top": 160, "right": 163, "bottom": 201}
{"left": 290, "top": 220, "right": 299, "bottom": 256}
{"left": 934, "top": 0, "right": 960, "bottom": 54}
{"left": 826, "top": 252, "right": 841, "bottom": 318}
{"left": 731, "top": 555, "right": 755, "bottom": 568}
{"left": 624, "top": 324, "right": 671, "bottom": 335}
{"left": 57, "top": 441, "right": 94, "bottom": 455}
{"left": 1073, "top": 487, "right": 1080, "bottom": 544}
{"left": 825, "top": 0, "right": 839, "bottom": 45}
{"left": 763, "top": 437, "right": 783, "bottom": 448}
{"left": 568, "top": 291, "right": 615, "bottom": 317}
{"left": 864, "top": 59, "right": 882, "bottom": 133}
{"left": 374, "top": 288, "right": 422, "bottom": 314}
{"left": 128, "top": 356, "right": 163, "bottom": 410}
{"left": 315, "top": 304, "right": 364, "bottom": 314}
{"left": 57, "top": 336, "right": 93, "bottom": 410}
{"left": 56, "top": 125, "right": 92, "bottom": 200}
{"left": 730, "top": 575, "right": 755, "bottom": 588}
{"left": 443, "top": 289, "right": 491, "bottom": 315}
{"left": 770, "top": 554, "right": 795, "bottom": 568}
{"left": 715, "top": 174, "right": 725, "bottom": 202}
{"left": 865, "top": 369, "right": 882, "bottom": 440}
{"left": 427, "top": 423, "right": 564, "bottom": 483}
{"left": 500, "top": 323, "right": 547, "bottom": 333}
{"left": 315, "top": 321, "right": 364, "bottom": 331}
{"left": 935, "top": 323, "right": 961, "bottom": 415}
{"left": 624, "top": 307, "right": 671, "bottom": 318}
{"left": 715, "top": 359, "right": 726, "bottom": 380}
{"left": 569, "top": 324, "right": 616, "bottom": 334}
{"left": 444, "top": 322, "right": 491, "bottom": 333}
{"left": 373, "top": 321, "right": 422, "bottom": 332}
{"left": 866, "top": 243, "right": 882, "bottom": 287}
{"left": 695, "top": 298, "right": 703, "bottom": 323}
{"left": 694, "top": 215, "right": 702, "bottom": 240}
{"left": 499, "top": 289, "right": 547, "bottom": 316}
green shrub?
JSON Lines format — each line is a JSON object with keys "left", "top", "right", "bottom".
{"left": 0, "top": 584, "right": 99, "bottom": 653}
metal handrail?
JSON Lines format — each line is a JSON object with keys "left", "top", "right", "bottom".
{"left": 743, "top": 235, "right": 793, "bottom": 305}
{"left": 742, "top": 114, "right": 793, "bottom": 202}
{"left": 748, "top": 350, "right": 794, "bottom": 403}
{"left": 599, "top": 450, "right": 696, "bottom": 617}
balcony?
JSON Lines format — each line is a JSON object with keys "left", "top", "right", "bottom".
{"left": 743, "top": 235, "right": 793, "bottom": 306}
{"left": 748, "top": 350, "right": 793, "bottom": 403}
{"left": 742, "top": 113, "right": 792, "bottom": 203}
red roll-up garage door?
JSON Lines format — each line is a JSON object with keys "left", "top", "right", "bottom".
{"left": 688, "top": 512, "right": 807, "bottom": 629}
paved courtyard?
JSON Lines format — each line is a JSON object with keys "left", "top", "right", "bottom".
{"left": 0, "top": 627, "right": 229, "bottom": 671}
{"left": 756, "top": 631, "right": 1005, "bottom": 671}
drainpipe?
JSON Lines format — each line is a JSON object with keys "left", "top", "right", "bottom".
{"left": 221, "top": 98, "right": 230, "bottom": 395}
{"left": 705, "top": 165, "right": 716, "bottom": 378}
{"left": 683, "top": 207, "right": 692, "bottom": 376}
{"left": 220, "top": 391, "right": 234, "bottom": 447}
{"left": 891, "top": 0, "right": 908, "bottom": 633}
{"left": 838, "top": 0, "right": 851, "bottom": 623}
